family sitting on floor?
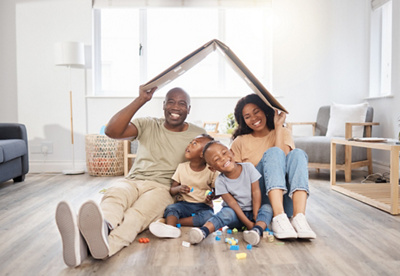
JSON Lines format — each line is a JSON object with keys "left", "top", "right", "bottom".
{"left": 55, "top": 86, "right": 316, "bottom": 268}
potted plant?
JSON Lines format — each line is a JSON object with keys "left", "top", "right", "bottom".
{"left": 225, "top": 113, "right": 238, "bottom": 134}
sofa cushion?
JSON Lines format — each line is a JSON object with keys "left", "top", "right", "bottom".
{"left": 326, "top": 102, "right": 368, "bottom": 138}
{"left": 0, "top": 140, "right": 27, "bottom": 163}
{"left": 294, "top": 136, "right": 367, "bottom": 164}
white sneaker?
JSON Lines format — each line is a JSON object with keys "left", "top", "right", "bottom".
{"left": 78, "top": 200, "right": 109, "bottom": 259}
{"left": 272, "top": 213, "right": 298, "bottom": 239}
{"left": 55, "top": 201, "right": 88, "bottom": 267}
{"left": 149, "top": 221, "right": 181, "bottom": 238}
{"left": 291, "top": 213, "right": 316, "bottom": 239}
{"left": 189, "top": 228, "right": 205, "bottom": 244}
{"left": 243, "top": 230, "right": 260, "bottom": 246}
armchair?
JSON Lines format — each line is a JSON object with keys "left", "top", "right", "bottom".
{"left": 287, "top": 105, "right": 379, "bottom": 182}
{"left": 0, "top": 123, "right": 29, "bottom": 183}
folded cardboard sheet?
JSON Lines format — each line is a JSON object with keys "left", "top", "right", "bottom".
{"left": 143, "top": 39, "right": 288, "bottom": 113}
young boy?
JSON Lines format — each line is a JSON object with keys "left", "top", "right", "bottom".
{"left": 149, "top": 134, "right": 218, "bottom": 238}
{"left": 189, "top": 140, "right": 273, "bottom": 246}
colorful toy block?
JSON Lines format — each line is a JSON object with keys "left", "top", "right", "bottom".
{"left": 230, "top": 245, "right": 239, "bottom": 250}
{"left": 138, "top": 237, "right": 150, "bottom": 243}
{"left": 246, "top": 244, "right": 252, "bottom": 250}
{"left": 236, "top": 253, "right": 247, "bottom": 259}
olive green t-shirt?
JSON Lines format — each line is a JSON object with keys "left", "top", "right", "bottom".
{"left": 127, "top": 117, "right": 205, "bottom": 186}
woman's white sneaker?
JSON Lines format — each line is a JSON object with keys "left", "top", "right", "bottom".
{"left": 272, "top": 213, "right": 298, "bottom": 239}
{"left": 291, "top": 213, "right": 316, "bottom": 239}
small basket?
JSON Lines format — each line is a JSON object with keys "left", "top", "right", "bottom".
{"left": 85, "top": 134, "right": 124, "bottom": 176}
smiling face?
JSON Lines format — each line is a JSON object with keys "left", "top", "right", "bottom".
{"left": 242, "top": 103, "right": 267, "bottom": 133}
{"left": 203, "top": 142, "right": 237, "bottom": 174}
{"left": 163, "top": 88, "right": 191, "bottom": 130}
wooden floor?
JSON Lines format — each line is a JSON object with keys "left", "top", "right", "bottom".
{"left": 1, "top": 170, "right": 400, "bottom": 276}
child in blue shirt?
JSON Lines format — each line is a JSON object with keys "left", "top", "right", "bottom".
{"left": 189, "top": 141, "right": 273, "bottom": 245}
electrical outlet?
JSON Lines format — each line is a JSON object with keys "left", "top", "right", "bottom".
{"left": 41, "top": 141, "right": 53, "bottom": 154}
{"left": 31, "top": 142, "right": 53, "bottom": 154}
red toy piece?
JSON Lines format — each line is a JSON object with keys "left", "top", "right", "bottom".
{"left": 139, "top": 237, "right": 150, "bottom": 243}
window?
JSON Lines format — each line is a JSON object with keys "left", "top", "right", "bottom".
{"left": 369, "top": 0, "right": 392, "bottom": 97}
{"left": 93, "top": 7, "right": 272, "bottom": 97}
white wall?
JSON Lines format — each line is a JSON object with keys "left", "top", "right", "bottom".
{"left": 0, "top": 0, "right": 18, "bottom": 122}
{"left": 0, "top": 0, "right": 398, "bottom": 173}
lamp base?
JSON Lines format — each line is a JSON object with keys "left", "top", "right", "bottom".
{"left": 62, "top": 169, "right": 85, "bottom": 175}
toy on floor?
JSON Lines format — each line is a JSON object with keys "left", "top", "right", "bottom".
{"left": 236, "top": 253, "right": 247, "bottom": 259}
{"left": 139, "top": 237, "right": 150, "bottom": 243}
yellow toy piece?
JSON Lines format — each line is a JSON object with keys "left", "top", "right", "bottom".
{"left": 236, "top": 253, "right": 247, "bottom": 260}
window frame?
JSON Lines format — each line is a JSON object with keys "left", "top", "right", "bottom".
{"left": 92, "top": 7, "right": 272, "bottom": 98}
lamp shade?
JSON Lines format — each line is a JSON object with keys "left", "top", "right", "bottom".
{"left": 55, "top": 41, "right": 85, "bottom": 68}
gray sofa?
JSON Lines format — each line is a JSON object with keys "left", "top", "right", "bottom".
{"left": 287, "top": 106, "right": 378, "bottom": 182}
{"left": 0, "top": 123, "right": 29, "bottom": 183}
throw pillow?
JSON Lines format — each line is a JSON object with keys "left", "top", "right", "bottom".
{"left": 326, "top": 102, "right": 368, "bottom": 137}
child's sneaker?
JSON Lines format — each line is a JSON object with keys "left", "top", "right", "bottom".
{"left": 149, "top": 220, "right": 181, "bottom": 238}
{"left": 290, "top": 213, "right": 316, "bottom": 239}
{"left": 243, "top": 230, "right": 260, "bottom": 245}
{"left": 272, "top": 213, "right": 298, "bottom": 239}
{"left": 55, "top": 201, "right": 88, "bottom": 267}
{"left": 78, "top": 200, "right": 109, "bottom": 259}
{"left": 189, "top": 228, "right": 205, "bottom": 244}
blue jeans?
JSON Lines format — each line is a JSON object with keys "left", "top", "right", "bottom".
{"left": 164, "top": 201, "right": 214, "bottom": 227}
{"left": 256, "top": 147, "right": 309, "bottom": 218}
{"left": 208, "top": 204, "right": 273, "bottom": 230}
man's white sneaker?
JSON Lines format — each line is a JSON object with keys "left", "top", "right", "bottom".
{"left": 291, "top": 213, "right": 316, "bottom": 239}
{"left": 55, "top": 201, "right": 88, "bottom": 267}
{"left": 243, "top": 230, "right": 261, "bottom": 246}
{"left": 149, "top": 221, "right": 181, "bottom": 238}
{"left": 189, "top": 228, "right": 205, "bottom": 244}
{"left": 272, "top": 213, "right": 298, "bottom": 239}
{"left": 78, "top": 200, "right": 109, "bottom": 259}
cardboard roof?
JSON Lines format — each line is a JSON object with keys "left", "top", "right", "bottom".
{"left": 142, "top": 39, "right": 288, "bottom": 114}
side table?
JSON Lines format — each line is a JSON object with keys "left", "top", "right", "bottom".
{"left": 331, "top": 138, "right": 400, "bottom": 215}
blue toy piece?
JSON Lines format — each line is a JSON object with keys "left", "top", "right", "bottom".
{"left": 227, "top": 229, "right": 232, "bottom": 234}
{"left": 216, "top": 230, "right": 222, "bottom": 235}
{"left": 230, "top": 245, "right": 239, "bottom": 250}
{"left": 246, "top": 244, "right": 252, "bottom": 250}
{"left": 191, "top": 213, "right": 195, "bottom": 217}
{"left": 190, "top": 187, "right": 194, "bottom": 192}
{"left": 215, "top": 236, "right": 221, "bottom": 241}
{"left": 176, "top": 223, "right": 181, "bottom": 228}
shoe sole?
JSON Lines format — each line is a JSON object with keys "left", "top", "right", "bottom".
{"left": 149, "top": 222, "right": 181, "bottom": 238}
{"left": 274, "top": 232, "right": 298, "bottom": 239}
{"left": 78, "top": 200, "right": 109, "bottom": 259}
{"left": 243, "top": 231, "right": 260, "bottom": 246}
{"left": 56, "top": 201, "right": 87, "bottom": 267}
{"left": 297, "top": 232, "right": 316, "bottom": 239}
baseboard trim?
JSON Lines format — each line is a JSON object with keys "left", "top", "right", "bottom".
{"left": 29, "top": 160, "right": 87, "bottom": 173}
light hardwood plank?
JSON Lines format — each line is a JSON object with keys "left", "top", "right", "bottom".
{"left": 0, "top": 171, "right": 400, "bottom": 275}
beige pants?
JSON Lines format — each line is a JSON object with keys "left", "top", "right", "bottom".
{"left": 100, "top": 179, "right": 173, "bottom": 256}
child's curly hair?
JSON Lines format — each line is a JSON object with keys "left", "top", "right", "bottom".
{"left": 232, "top": 94, "right": 275, "bottom": 139}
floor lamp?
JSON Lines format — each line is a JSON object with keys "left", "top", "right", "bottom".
{"left": 55, "top": 41, "right": 85, "bottom": 175}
